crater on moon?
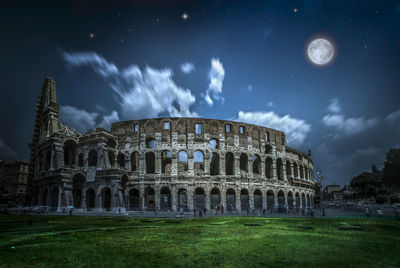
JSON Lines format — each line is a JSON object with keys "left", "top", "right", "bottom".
{"left": 307, "top": 38, "right": 335, "bottom": 66}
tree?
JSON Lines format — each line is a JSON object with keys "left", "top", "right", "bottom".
{"left": 350, "top": 165, "right": 383, "bottom": 198}
{"left": 383, "top": 148, "right": 400, "bottom": 189}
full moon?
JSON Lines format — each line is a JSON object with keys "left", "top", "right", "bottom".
{"left": 307, "top": 38, "right": 335, "bottom": 65}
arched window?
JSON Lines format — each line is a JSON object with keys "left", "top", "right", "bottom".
{"left": 286, "top": 160, "right": 291, "bottom": 177}
{"left": 146, "top": 138, "right": 156, "bottom": 149}
{"left": 265, "top": 157, "right": 272, "bottom": 179}
{"left": 210, "top": 188, "right": 220, "bottom": 210}
{"left": 194, "top": 150, "right": 204, "bottom": 171}
{"left": 178, "top": 150, "right": 188, "bottom": 172}
{"left": 178, "top": 188, "right": 187, "bottom": 210}
{"left": 210, "top": 152, "right": 220, "bottom": 175}
{"left": 225, "top": 152, "right": 234, "bottom": 175}
{"left": 265, "top": 144, "right": 272, "bottom": 154}
{"left": 293, "top": 162, "right": 298, "bottom": 177}
{"left": 300, "top": 165, "right": 304, "bottom": 179}
{"left": 107, "top": 138, "right": 116, "bottom": 149}
{"left": 209, "top": 139, "right": 219, "bottom": 149}
{"left": 117, "top": 153, "right": 125, "bottom": 168}
{"left": 161, "top": 151, "right": 172, "bottom": 173}
{"left": 240, "top": 153, "right": 248, "bottom": 172}
{"left": 108, "top": 151, "right": 115, "bottom": 168}
{"left": 240, "top": 189, "right": 249, "bottom": 211}
{"left": 254, "top": 189, "right": 262, "bottom": 210}
{"left": 131, "top": 151, "right": 139, "bottom": 171}
{"left": 145, "top": 152, "right": 155, "bottom": 174}
{"left": 226, "top": 188, "right": 236, "bottom": 211}
{"left": 252, "top": 155, "right": 261, "bottom": 174}
{"left": 63, "top": 140, "right": 76, "bottom": 166}
{"left": 277, "top": 190, "right": 285, "bottom": 210}
{"left": 277, "top": 158, "right": 283, "bottom": 180}
{"left": 88, "top": 150, "right": 97, "bottom": 167}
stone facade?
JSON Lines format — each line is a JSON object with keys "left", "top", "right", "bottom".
{"left": 0, "top": 160, "right": 30, "bottom": 205}
{"left": 31, "top": 77, "right": 316, "bottom": 212}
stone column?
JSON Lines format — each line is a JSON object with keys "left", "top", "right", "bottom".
{"left": 171, "top": 184, "right": 177, "bottom": 212}
{"left": 140, "top": 184, "right": 145, "bottom": 211}
{"left": 187, "top": 187, "right": 194, "bottom": 211}
{"left": 154, "top": 185, "right": 160, "bottom": 211}
{"left": 274, "top": 194, "right": 278, "bottom": 211}
{"left": 249, "top": 190, "right": 254, "bottom": 211}
{"left": 82, "top": 188, "right": 87, "bottom": 210}
{"left": 272, "top": 159, "right": 277, "bottom": 180}
{"left": 57, "top": 184, "right": 62, "bottom": 212}
{"left": 262, "top": 191, "right": 267, "bottom": 210}
{"left": 205, "top": 191, "right": 210, "bottom": 211}
{"left": 221, "top": 187, "right": 226, "bottom": 211}
{"left": 236, "top": 189, "right": 241, "bottom": 212}
{"left": 234, "top": 155, "right": 240, "bottom": 176}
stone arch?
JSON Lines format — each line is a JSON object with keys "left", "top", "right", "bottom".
{"left": 209, "top": 138, "right": 219, "bottom": 149}
{"left": 117, "top": 153, "right": 125, "bottom": 169}
{"left": 194, "top": 150, "right": 204, "bottom": 171}
{"left": 107, "top": 138, "right": 116, "bottom": 149}
{"left": 88, "top": 150, "right": 97, "bottom": 167}
{"left": 145, "top": 152, "right": 155, "bottom": 174}
{"left": 108, "top": 151, "right": 115, "bottom": 168}
{"left": 194, "top": 188, "right": 205, "bottom": 211}
{"left": 305, "top": 167, "right": 309, "bottom": 180}
{"left": 295, "top": 192, "right": 300, "bottom": 208}
{"left": 265, "top": 144, "right": 272, "bottom": 154}
{"left": 86, "top": 188, "right": 95, "bottom": 210}
{"left": 240, "top": 153, "right": 248, "bottom": 173}
{"left": 287, "top": 191, "right": 294, "bottom": 210}
{"left": 306, "top": 193, "right": 310, "bottom": 208}
{"left": 210, "top": 188, "right": 221, "bottom": 210}
{"left": 277, "top": 190, "right": 285, "bottom": 211}
{"left": 293, "top": 162, "right": 298, "bottom": 177}
{"left": 145, "top": 187, "right": 155, "bottom": 211}
{"left": 226, "top": 188, "right": 236, "bottom": 211}
{"left": 63, "top": 140, "right": 77, "bottom": 166}
{"left": 128, "top": 188, "right": 140, "bottom": 210}
{"left": 210, "top": 152, "right": 220, "bottom": 175}
{"left": 300, "top": 165, "right": 304, "bottom": 179}
{"left": 267, "top": 190, "right": 274, "bottom": 210}
{"left": 286, "top": 160, "right": 291, "bottom": 177}
{"left": 277, "top": 158, "right": 284, "bottom": 180}
{"left": 265, "top": 157, "right": 273, "bottom": 179}
{"left": 178, "top": 188, "right": 187, "bottom": 210}
{"left": 225, "top": 152, "right": 235, "bottom": 175}
{"left": 161, "top": 150, "right": 172, "bottom": 173}
{"left": 130, "top": 151, "right": 139, "bottom": 171}
{"left": 301, "top": 193, "right": 306, "bottom": 208}
{"left": 252, "top": 154, "right": 261, "bottom": 175}
{"left": 254, "top": 189, "right": 262, "bottom": 210}
{"left": 72, "top": 173, "right": 85, "bottom": 209}
{"left": 178, "top": 150, "right": 188, "bottom": 172}
{"left": 146, "top": 137, "right": 156, "bottom": 149}
{"left": 101, "top": 187, "right": 112, "bottom": 211}
{"left": 160, "top": 186, "right": 172, "bottom": 211}
{"left": 240, "top": 189, "right": 249, "bottom": 211}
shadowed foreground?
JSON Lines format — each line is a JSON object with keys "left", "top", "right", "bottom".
{"left": 1, "top": 215, "right": 399, "bottom": 267}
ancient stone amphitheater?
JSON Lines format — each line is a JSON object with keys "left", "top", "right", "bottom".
{"left": 30, "top": 77, "right": 315, "bottom": 213}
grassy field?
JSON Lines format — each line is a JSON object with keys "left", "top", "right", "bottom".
{"left": 0, "top": 215, "right": 399, "bottom": 267}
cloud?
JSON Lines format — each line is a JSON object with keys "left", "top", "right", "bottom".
{"left": 327, "top": 98, "right": 341, "bottom": 113}
{"left": 59, "top": 105, "right": 98, "bottom": 133}
{"left": 203, "top": 58, "right": 225, "bottom": 106}
{"left": 322, "top": 98, "right": 379, "bottom": 136}
{"left": 99, "top": 110, "right": 120, "bottom": 130}
{"left": 63, "top": 51, "right": 198, "bottom": 119}
{"left": 385, "top": 109, "right": 400, "bottom": 124}
{"left": 267, "top": 101, "right": 275, "bottom": 107}
{"left": 180, "top": 62, "right": 195, "bottom": 74}
{"left": 0, "top": 139, "right": 18, "bottom": 160}
{"left": 247, "top": 85, "right": 253, "bottom": 91}
{"left": 236, "top": 111, "right": 311, "bottom": 147}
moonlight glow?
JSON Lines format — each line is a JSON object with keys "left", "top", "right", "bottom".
{"left": 307, "top": 38, "right": 335, "bottom": 66}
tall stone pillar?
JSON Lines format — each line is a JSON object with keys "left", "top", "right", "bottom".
{"left": 236, "top": 189, "right": 241, "bottom": 212}
{"left": 140, "top": 184, "right": 145, "bottom": 211}
{"left": 187, "top": 187, "right": 194, "bottom": 211}
{"left": 154, "top": 185, "right": 160, "bottom": 211}
{"left": 262, "top": 192, "right": 267, "bottom": 210}
{"left": 57, "top": 184, "right": 62, "bottom": 212}
{"left": 274, "top": 194, "right": 278, "bottom": 210}
{"left": 221, "top": 188, "right": 226, "bottom": 211}
{"left": 205, "top": 192, "right": 210, "bottom": 211}
{"left": 171, "top": 184, "right": 177, "bottom": 212}
{"left": 249, "top": 190, "right": 254, "bottom": 210}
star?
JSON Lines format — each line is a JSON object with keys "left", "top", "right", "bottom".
{"left": 120, "top": 38, "right": 124, "bottom": 43}
{"left": 182, "top": 13, "right": 188, "bottom": 20}
{"left": 89, "top": 33, "right": 95, "bottom": 39}
{"left": 362, "top": 44, "right": 367, "bottom": 49}
{"left": 155, "top": 18, "right": 160, "bottom": 22}
{"left": 293, "top": 8, "right": 298, "bottom": 13}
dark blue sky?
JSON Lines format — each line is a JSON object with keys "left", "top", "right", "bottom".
{"left": 1, "top": 0, "right": 400, "bottom": 186}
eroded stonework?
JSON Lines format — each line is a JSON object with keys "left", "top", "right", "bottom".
{"left": 31, "top": 77, "right": 315, "bottom": 212}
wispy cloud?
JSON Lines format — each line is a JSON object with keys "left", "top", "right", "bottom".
{"left": 180, "top": 62, "right": 195, "bottom": 74}
{"left": 203, "top": 58, "right": 225, "bottom": 106}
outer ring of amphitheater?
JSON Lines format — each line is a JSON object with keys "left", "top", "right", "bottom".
{"left": 35, "top": 117, "right": 316, "bottom": 213}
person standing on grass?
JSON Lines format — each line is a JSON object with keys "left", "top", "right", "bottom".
{"left": 365, "top": 207, "right": 370, "bottom": 218}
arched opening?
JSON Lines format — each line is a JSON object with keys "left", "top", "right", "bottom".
{"left": 107, "top": 138, "right": 116, "bottom": 149}
{"left": 293, "top": 163, "right": 298, "bottom": 178}
{"left": 86, "top": 188, "right": 95, "bottom": 210}
{"left": 240, "top": 189, "right": 249, "bottom": 211}
{"left": 265, "top": 144, "right": 272, "bottom": 154}
{"left": 146, "top": 138, "right": 156, "bottom": 149}
{"left": 240, "top": 153, "right": 248, "bottom": 173}
{"left": 145, "top": 152, "right": 155, "bottom": 174}
{"left": 254, "top": 189, "right": 262, "bottom": 210}
{"left": 63, "top": 140, "right": 77, "bottom": 166}
{"left": 300, "top": 165, "right": 304, "bottom": 179}
{"left": 210, "top": 188, "right": 220, "bottom": 210}
{"left": 178, "top": 150, "right": 188, "bottom": 172}
{"left": 108, "top": 152, "right": 115, "bottom": 168}
{"left": 178, "top": 188, "right": 187, "bottom": 210}
{"left": 102, "top": 187, "right": 112, "bottom": 211}
{"left": 88, "top": 150, "right": 97, "bottom": 167}
{"left": 226, "top": 188, "right": 236, "bottom": 211}
{"left": 209, "top": 138, "right": 219, "bottom": 149}
{"left": 45, "top": 151, "right": 51, "bottom": 171}
{"left": 305, "top": 167, "right": 309, "bottom": 180}
{"left": 50, "top": 187, "right": 59, "bottom": 209}
{"left": 252, "top": 155, "right": 261, "bottom": 175}
{"left": 145, "top": 187, "right": 155, "bottom": 211}
{"left": 194, "top": 151, "right": 204, "bottom": 171}
{"left": 277, "top": 190, "right": 285, "bottom": 211}
{"left": 210, "top": 152, "right": 220, "bottom": 175}
{"left": 225, "top": 152, "right": 235, "bottom": 175}
{"left": 277, "top": 158, "right": 283, "bottom": 180}
{"left": 301, "top": 193, "right": 306, "bottom": 208}
{"left": 160, "top": 187, "right": 171, "bottom": 211}
{"left": 41, "top": 188, "right": 48, "bottom": 206}
{"left": 161, "top": 151, "right": 172, "bottom": 173}
{"left": 295, "top": 192, "right": 300, "bottom": 209}
{"left": 306, "top": 194, "right": 310, "bottom": 208}
{"left": 72, "top": 174, "right": 85, "bottom": 209}
{"left": 265, "top": 157, "right": 272, "bottom": 179}
{"left": 267, "top": 190, "right": 274, "bottom": 210}
{"left": 286, "top": 160, "right": 291, "bottom": 177}
{"left": 288, "top": 192, "right": 294, "bottom": 210}
{"left": 128, "top": 188, "right": 139, "bottom": 210}
{"left": 78, "top": 153, "right": 84, "bottom": 167}
{"left": 117, "top": 153, "right": 125, "bottom": 169}
{"left": 120, "top": 174, "right": 128, "bottom": 206}
{"left": 194, "top": 188, "right": 205, "bottom": 211}
{"left": 130, "top": 151, "right": 139, "bottom": 171}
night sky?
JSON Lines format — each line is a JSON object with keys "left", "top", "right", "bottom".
{"left": 1, "top": 0, "right": 400, "bottom": 186}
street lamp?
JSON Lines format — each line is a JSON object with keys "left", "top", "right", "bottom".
{"left": 316, "top": 166, "right": 325, "bottom": 216}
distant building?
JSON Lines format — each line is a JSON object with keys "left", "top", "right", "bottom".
{"left": 0, "top": 160, "right": 30, "bottom": 205}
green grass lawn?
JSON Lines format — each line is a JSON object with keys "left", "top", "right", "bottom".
{"left": 1, "top": 215, "right": 399, "bottom": 267}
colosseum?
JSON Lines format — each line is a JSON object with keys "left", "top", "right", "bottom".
{"left": 30, "top": 77, "right": 316, "bottom": 213}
